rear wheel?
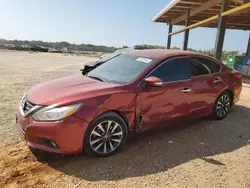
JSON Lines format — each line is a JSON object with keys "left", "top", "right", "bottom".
{"left": 213, "top": 91, "right": 232, "bottom": 120}
{"left": 84, "top": 112, "right": 128, "bottom": 157}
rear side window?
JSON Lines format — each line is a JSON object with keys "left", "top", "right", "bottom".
{"left": 191, "top": 57, "right": 221, "bottom": 74}
{"left": 148, "top": 59, "right": 191, "bottom": 82}
{"left": 188, "top": 59, "right": 210, "bottom": 76}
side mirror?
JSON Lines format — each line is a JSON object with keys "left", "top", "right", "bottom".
{"left": 144, "top": 76, "right": 163, "bottom": 87}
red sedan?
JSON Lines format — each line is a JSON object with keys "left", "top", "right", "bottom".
{"left": 17, "top": 50, "right": 242, "bottom": 157}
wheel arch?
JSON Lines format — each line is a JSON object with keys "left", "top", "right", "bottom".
{"left": 101, "top": 110, "right": 129, "bottom": 129}
{"left": 86, "top": 110, "right": 130, "bottom": 131}
{"left": 220, "top": 89, "right": 234, "bottom": 105}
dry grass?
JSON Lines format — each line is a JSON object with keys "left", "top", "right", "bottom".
{"left": 0, "top": 51, "right": 250, "bottom": 188}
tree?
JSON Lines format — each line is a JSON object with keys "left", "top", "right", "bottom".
{"left": 171, "top": 46, "right": 180, "bottom": 50}
{"left": 134, "top": 44, "right": 165, "bottom": 50}
{"left": 222, "top": 50, "right": 239, "bottom": 60}
{"left": 0, "top": 39, "right": 119, "bottom": 53}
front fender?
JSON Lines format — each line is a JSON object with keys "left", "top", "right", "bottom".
{"left": 74, "top": 92, "right": 136, "bottom": 129}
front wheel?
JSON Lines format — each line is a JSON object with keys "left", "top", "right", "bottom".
{"left": 84, "top": 112, "right": 128, "bottom": 157}
{"left": 213, "top": 91, "right": 232, "bottom": 120}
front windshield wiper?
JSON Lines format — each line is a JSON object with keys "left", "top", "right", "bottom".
{"left": 87, "top": 75, "right": 104, "bottom": 82}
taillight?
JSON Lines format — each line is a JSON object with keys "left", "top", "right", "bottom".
{"left": 232, "top": 72, "right": 242, "bottom": 81}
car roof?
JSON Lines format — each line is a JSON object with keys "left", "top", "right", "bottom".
{"left": 127, "top": 49, "right": 206, "bottom": 59}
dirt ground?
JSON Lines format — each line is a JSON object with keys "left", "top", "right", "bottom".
{"left": 0, "top": 51, "right": 250, "bottom": 188}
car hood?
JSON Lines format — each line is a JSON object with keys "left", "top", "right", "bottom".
{"left": 26, "top": 73, "right": 118, "bottom": 106}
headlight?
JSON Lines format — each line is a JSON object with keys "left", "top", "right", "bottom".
{"left": 32, "top": 103, "right": 82, "bottom": 121}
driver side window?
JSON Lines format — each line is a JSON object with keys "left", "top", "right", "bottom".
{"left": 148, "top": 59, "right": 191, "bottom": 83}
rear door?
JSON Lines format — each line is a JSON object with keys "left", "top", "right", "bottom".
{"left": 186, "top": 57, "right": 227, "bottom": 116}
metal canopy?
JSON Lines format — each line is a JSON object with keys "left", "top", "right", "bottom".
{"left": 153, "top": 0, "right": 250, "bottom": 31}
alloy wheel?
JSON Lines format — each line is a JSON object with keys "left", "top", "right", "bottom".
{"left": 216, "top": 94, "right": 231, "bottom": 118}
{"left": 89, "top": 120, "right": 123, "bottom": 155}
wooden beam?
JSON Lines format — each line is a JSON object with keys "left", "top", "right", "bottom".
{"left": 208, "top": 8, "right": 221, "bottom": 11}
{"left": 191, "top": 16, "right": 250, "bottom": 22}
{"left": 198, "top": 12, "right": 222, "bottom": 15}
{"left": 228, "top": 22, "right": 250, "bottom": 25}
{"left": 179, "top": 1, "right": 202, "bottom": 5}
{"left": 171, "top": 0, "right": 222, "bottom": 24}
{"left": 168, "top": 9, "right": 191, "bottom": 12}
{"left": 161, "top": 13, "right": 180, "bottom": 17}
{"left": 174, "top": 5, "right": 192, "bottom": 9}
{"left": 169, "top": 2, "right": 250, "bottom": 35}
{"left": 227, "top": 26, "right": 250, "bottom": 30}
{"left": 199, "top": 23, "right": 250, "bottom": 30}
{"left": 170, "top": 16, "right": 219, "bottom": 35}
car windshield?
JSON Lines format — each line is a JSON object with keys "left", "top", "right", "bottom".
{"left": 100, "top": 52, "right": 120, "bottom": 62}
{"left": 100, "top": 48, "right": 133, "bottom": 62}
{"left": 87, "top": 54, "right": 157, "bottom": 84}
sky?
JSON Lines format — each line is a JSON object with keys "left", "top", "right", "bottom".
{"left": 0, "top": 0, "right": 249, "bottom": 52}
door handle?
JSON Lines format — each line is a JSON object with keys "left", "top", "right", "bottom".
{"left": 181, "top": 88, "right": 192, "bottom": 93}
{"left": 213, "top": 78, "right": 221, "bottom": 83}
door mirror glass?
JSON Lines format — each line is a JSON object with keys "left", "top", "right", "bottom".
{"left": 144, "top": 76, "right": 163, "bottom": 87}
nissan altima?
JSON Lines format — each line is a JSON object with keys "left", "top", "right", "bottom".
{"left": 16, "top": 49, "right": 242, "bottom": 157}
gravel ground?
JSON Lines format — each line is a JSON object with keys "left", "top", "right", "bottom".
{"left": 0, "top": 51, "right": 250, "bottom": 188}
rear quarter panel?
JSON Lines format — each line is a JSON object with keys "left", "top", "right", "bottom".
{"left": 220, "top": 65, "right": 242, "bottom": 101}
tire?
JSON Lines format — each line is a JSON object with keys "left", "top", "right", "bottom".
{"left": 29, "top": 147, "right": 39, "bottom": 155}
{"left": 83, "top": 112, "right": 128, "bottom": 157}
{"left": 213, "top": 91, "right": 232, "bottom": 120}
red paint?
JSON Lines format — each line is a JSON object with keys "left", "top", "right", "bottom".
{"left": 17, "top": 111, "right": 88, "bottom": 154}
{"left": 17, "top": 50, "right": 242, "bottom": 154}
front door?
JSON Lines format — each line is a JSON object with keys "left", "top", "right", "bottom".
{"left": 136, "top": 58, "right": 193, "bottom": 131}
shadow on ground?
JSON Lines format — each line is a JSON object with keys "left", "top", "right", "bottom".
{"left": 34, "top": 105, "right": 250, "bottom": 181}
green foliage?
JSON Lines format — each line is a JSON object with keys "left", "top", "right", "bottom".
{"left": 0, "top": 39, "right": 119, "bottom": 53}
{"left": 221, "top": 50, "right": 239, "bottom": 60}
{"left": 187, "top": 48, "right": 214, "bottom": 56}
{"left": 171, "top": 46, "right": 180, "bottom": 50}
{"left": 134, "top": 44, "right": 165, "bottom": 50}
{"left": 175, "top": 47, "right": 242, "bottom": 59}
{"left": 133, "top": 44, "right": 244, "bottom": 60}
{"left": 0, "top": 39, "right": 245, "bottom": 60}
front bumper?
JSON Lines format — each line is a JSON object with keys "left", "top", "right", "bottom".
{"left": 16, "top": 110, "right": 89, "bottom": 154}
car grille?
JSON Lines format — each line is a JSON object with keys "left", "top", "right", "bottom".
{"left": 19, "top": 96, "right": 41, "bottom": 117}
{"left": 20, "top": 97, "right": 35, "bottom": 113}
{"left": 21, "top": 98, "right": 35, "bottom": 113}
